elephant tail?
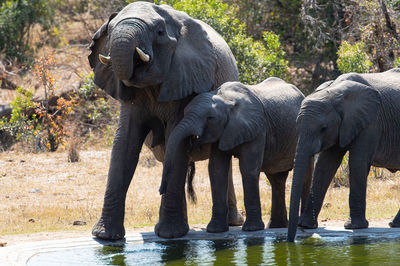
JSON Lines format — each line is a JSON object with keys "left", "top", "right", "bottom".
{"left": 186, "top": 161, "right": 197, "bottom": 204}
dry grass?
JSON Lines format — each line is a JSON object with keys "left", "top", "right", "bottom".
{"left": 1, "top": 147, "right": 400, "bottom": 236}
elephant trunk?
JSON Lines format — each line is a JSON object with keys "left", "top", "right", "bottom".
{"left": 287, "top": 139, "right": 313, "bottom": 242}
{"left": 110, "top": 20, "right": 145, "bottom": 81}
{"left": 159, "top": 114, "right": 203, "bottom": 197}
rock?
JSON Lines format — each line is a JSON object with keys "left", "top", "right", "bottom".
{"left": 28, "top": 218, "right": 35, "bottom": 223}
{"left": 0, "top": 242, "right": 7, "bottom": 247}
{"left": 73, "top": 220, "right": 87, "bottom": 226}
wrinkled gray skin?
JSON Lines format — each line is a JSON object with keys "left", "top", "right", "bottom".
{"left": 288, "top": 69, "right": 400, "bottom": 242}
{"left": 161, "top": 78, "right": 313, "bottom": 235}
{"left": 88, "top": 2, "right": 243, "bottom": 240}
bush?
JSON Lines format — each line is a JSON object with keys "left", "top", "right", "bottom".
{"left": 0, "top": 0, "right": 55, "bottom": 62}
{"left": 154, "top": 0, "right": 288, "bottom": 84}
{"left": 0, "top": 88, "right": 39, "bottom": 145}
{"left": 337, "top": 41, "right": 372, "bottom": 74}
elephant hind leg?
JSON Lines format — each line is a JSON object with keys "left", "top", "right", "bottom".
{"left": 266, "top": 171, "right": 289, "bottom": 228}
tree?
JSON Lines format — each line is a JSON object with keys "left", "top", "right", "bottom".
{"left": 0, "top": 0, "right": 55, "bottom": 62}
{"left": 155, "top": 0, "right": 288, "bottom": 84}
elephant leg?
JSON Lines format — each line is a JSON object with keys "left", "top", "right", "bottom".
{"left": 344, "top": 155, "right": 371, "bottom": 229}
{"left": 389, "top": 209, "right": 400, "bottom": 227}
{"left": 206, "top": 144, "right": 231, "bottom": 233}
{"left": 344, "top": 130, "right": 378, "bottom": 230}
{"left": 299, "top": 148, "right": 346, "bottom": 229}
{"left": 227, "top": 161, "right": 244, "bottom": 226}
{"left": 92, "top": 104, "right": 149, "bottom": 240}
{"left": 240, "top": 139, "right": 265, "bottom": 232}
{"left": 266, "top": 171, "right": 289, "bottom": 228}
{"left": 155, "top": 138, "right": 190, "bottom": 238}
{"left": 301, "top": 157, "right": 314, "bottom": 214}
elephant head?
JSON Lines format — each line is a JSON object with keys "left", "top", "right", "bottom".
{"left": 159, "top": 82, "right": 266, "bottom": 194}
{"left": 88, "top": 2, "right": 218, "bottom": 102}
{"left": 287, "top": 80, "right": 382, "bottom": 241}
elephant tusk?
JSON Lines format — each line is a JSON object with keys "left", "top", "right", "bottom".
{"left": 99, "top": 54, "right": 111, "bottom": 65}
{"left": 136, "top": 47, "right": 150, "bottom": 62}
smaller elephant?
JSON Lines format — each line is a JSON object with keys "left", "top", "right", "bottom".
{"left": 287, "top": 69, "right": 400, "bottom": 242}
{"left": 160, "top": 78, "right": 312, "bottom": 234}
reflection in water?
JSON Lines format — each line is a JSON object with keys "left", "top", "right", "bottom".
{"left": 28, "top": 234, "right": 400, "bottom": 265}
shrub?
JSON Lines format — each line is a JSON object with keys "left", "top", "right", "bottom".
{"left": 154, "top": 0, "right": 288, "bottom": 84}
{"left": 337, "top": 41, "right": 372, "bottom": 74}
{"left": 33, "top": 50, "right": 76, "bottom": 151}
{"left": 0, "top": 87, "right": 39, "bottom": 145}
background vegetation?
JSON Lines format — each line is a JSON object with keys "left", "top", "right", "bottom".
{"left": 1, "top": 0, "right": 398, "bottom": 174}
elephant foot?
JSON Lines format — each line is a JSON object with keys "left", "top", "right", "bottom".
{"left": 155, "top": 219, "right": 189, "bottom": 239}
{"left": 92, "top": 217, "right": 125, "bottom": 240}
{"left": 228, "top": 208, "right": 244, "bottom": 226}
{"left": 206, "top": 218, "right": 229, "bottom": 233}
{"left": 267, "top": 217, "right": 288, "bottom": 228}
{"left": 298, "top": 215, "right": 318, "bottom": 229}
{"left": 242, "top": 218, "right": 265, "bottom": 232}
{"left": 344, "top": 217, "right": 369, "bottom": 229}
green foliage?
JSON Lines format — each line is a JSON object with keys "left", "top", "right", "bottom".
{"left": 0, "top": 88, "right": 39, "bottom": 143}
{"left": 77, "top": 72, "right": 119, "bottom": 145}
{"left": 337, "top": 41, "right": 372, "bottom": 74}
{"left": 78, "top": 72, "right": 97, "bottom": 100}
{"left": 394, "top": 57, "right": 400, "bottom": 68}
{"left": 155, "top": 0, "right": 288, "bottom": 84}
{"left": 0, "top": 0, "right": 55, "bottom": 61}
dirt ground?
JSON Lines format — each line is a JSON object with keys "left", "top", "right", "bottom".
{"left": 0, "top": 147, "right": 399, "bottom": 246}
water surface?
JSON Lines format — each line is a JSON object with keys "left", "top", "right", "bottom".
{"left": 28, "top": 234, "right": 400, "bottom": 265}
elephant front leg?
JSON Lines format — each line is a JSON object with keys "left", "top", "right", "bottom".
{"left": 299, "top": 148, "right": 345, "bottom": 229}
{"left": 93, "top": 104, "right": 149, "bottom": 240}
{"left": 155, "top": 139, "right": 190, "bottom": 238}
{"left": 206, "top": 144, "right": 231, "bottom": 233}
{"left": 344, "top": 133, "right": 378, "bottom": 230}
{"left": 239, "top": 140, "right": 265, "bottom": 232}
{"left": 266, "top": 171, "right": 289, "bottom": 228}
{"left": 227, "top": 163, "right": 244, "bottom": 226}
{"left": 344, "top": 156, "right": 371, "bottom": 229}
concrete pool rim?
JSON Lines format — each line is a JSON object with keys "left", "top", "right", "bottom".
{"left": 2, "top": 226, "right": 400, "bottom": 266}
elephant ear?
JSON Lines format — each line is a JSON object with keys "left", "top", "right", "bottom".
{"left": 218, "top": 87, "right": 266, "bottom": 151}
{"left": 88, "top": 13, "right": 122, "bottom": 100}
{"left": 158, "top": 19, "right": 216, "bottom": 102}
{"left": 330, "top": 80, "right": 381, "bottom": 148}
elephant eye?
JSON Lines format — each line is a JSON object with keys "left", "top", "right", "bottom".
{"left": 157, "top": 30, "right": 164, "bottom": 36}
{"left": 320, "top": 125, "right": 328, "bottom": 134}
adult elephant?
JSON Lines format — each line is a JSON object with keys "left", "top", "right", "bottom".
{"left": 88, "top": 1, "right": 242, "bottom": 240}
{"left": 287, "top": 69, "right": 400, "bottom": 242}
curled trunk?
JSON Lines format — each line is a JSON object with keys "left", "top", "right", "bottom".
{"left": 110, "top": 20, "right": 144, "bottom": 81}
{"left": 159, "top": 114, "right": 202, "bottom": 197}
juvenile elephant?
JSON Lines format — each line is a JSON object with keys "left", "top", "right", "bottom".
{"left": 88, "top": 2, "right": 243, "bottom": 240}
{"left": 288, "top": 69, "right": 400, "bottom": 242}
{"left": 160, "top": 78, "right": 312, "bottom": 234}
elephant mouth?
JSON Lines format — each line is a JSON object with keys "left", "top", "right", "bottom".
{"left": 190, "top": 135, "right": 202, "bottom": 149}
{"left": 122, "top": 51, "right": 152, "bottom": 88}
